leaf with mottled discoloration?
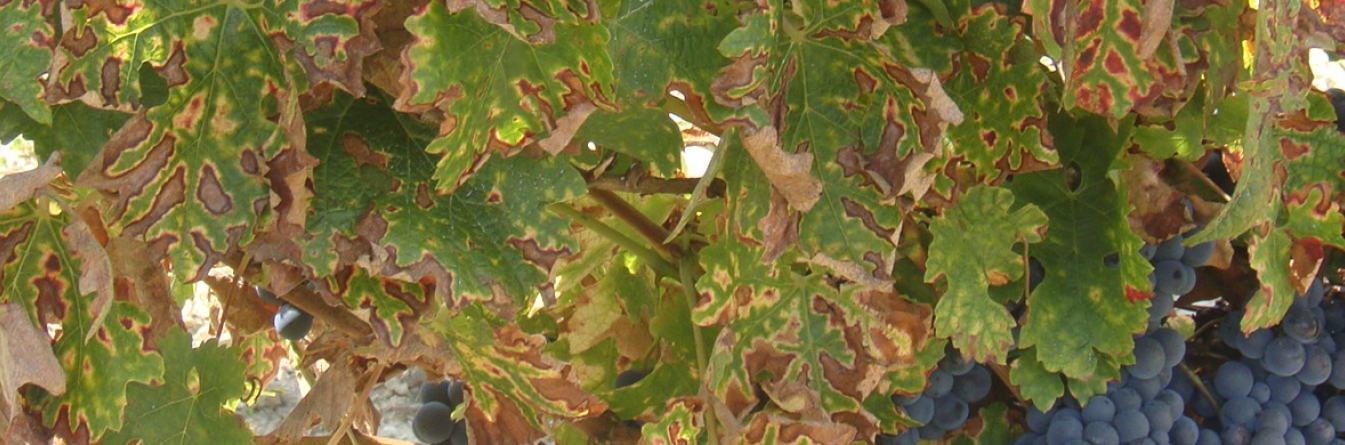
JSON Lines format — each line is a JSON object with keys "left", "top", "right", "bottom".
{"left": 603, "top": 0, "right": 739, "bottom": 122}
{"left": 926, "top": 185, "right": 1046, "bottom": 364}
{"left": 1008, "top": 113, "right": 1149, "bottom": 380}
{"left": 397, "top": 2, "right": 613, "bottom": 191}
{"left": 39, "top": 302, "right": 164, "bottom": 441}
{"left": 0, "top": 0, "right": 54, "bottom": 123}
{"left": 335, "top": 266, "right": 429, "bottom": 347}
{"left": 695, "top": 240, "right": 930, "bottom": 438}
{"left": 284, "top": 0, "right": 383, "bottom": 97}
{"left": 64, "top": 2, "right": 304, "bottom": 282}
{"left": 1022, "top": 0, "right": 1155, "bottom": 118}
{"left": 641, "top": 398, "right": 704, "bottom": 445}
{"left": 303, "top": 91, "right": 583, "bottom": 304}
{"left": 437, "top": 303, "right": 606, "bottom": 445}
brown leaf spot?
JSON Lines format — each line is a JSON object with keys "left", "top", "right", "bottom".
{"left": 124, "top": 166, "right": 187, "bottom": 237}
{"left": 741, "top": 126, "right": 822, "bottom": 212}
{"left": 73, "top": 0, "right": 135, "bottom": 25}
{"left": 506, "top": 238, "right": 568, "bottom": 272}
{"left": 342, "top": 133, "right": 388, "bottom": 169}
{"left": 1290, "top": 237, "right": 1325, "bottom": 294}
{"left": 1118, "top": 9, "right": 1143, "bottom": 42}
{"left": 99, "top": 58, "right": 122, "bottom": 106}
{"left": 854, "top": 66, "right": 878, "bottom": 94}
{"left": 1077, "top": 1, "right": 1105, "bottom": 34}
{"left": 157, "top": 42, "right": 189, "bottom": 87}
{"left": 1104, "top": 50, "right": 1129, "bottom": 76}
{"left": 172, "top": 94, "right": 207, "bottom": 131}
{"left": 196, "top": 164, "right": 234, "bottom": 216}
{"left": 59, "top": 25, "right": 97, "bottom": 57}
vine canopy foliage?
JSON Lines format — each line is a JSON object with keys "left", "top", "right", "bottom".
{"left": 0, "top": 0, "right": 1342, "bottom": 444}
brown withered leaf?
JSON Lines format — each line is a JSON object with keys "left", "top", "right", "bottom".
{"left": 272, "top": 354, "right": 363, "bottom": 441}
{"left": 0, "top": 152, "right": 62, "bottom": 213}
{"left": 738, "top": 413, "right": 856, "bottom": 445}
{"left": 62, "top": 214, "right": 113, "bottom": 342}
{"left": 0, "top": 303, "right": 65, "bottom": 425}
{"left": 741, "top": 126, "right": 823, "bottom": 212}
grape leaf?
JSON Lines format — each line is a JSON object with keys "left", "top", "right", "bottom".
{"left": 695, "top": 240, "right": 931, "bottom": 436}
{"left": 1022, "top": 0, "right": 1155, "bottom": 118}
{"left": 0, "top": 0, "right": 53, "bottom": 123}
{"left": 437, "top": 304, "right": 606, "bottom": 444}
{"left": 948, "top": 403, "right": 1019, "bottom": 445}
{"left": 1009, "top": 347, "right": 1065, "bottom": 411}
{"left": 397, "top": 2, "right": 613, "bottom": 191}
{"left": 0, "top": 200, "right": 79, "bottom": 331}
{"left": 336, "top": 266, "right": 429, "bottom": 347}
{"left": 100, "top": 330, "right": 251, "bottom": 445}
{"left": 938, "top": 1, "right": 1057, "bottom": 178}
{"left": 42, "top": 302, "right": 164, "bottom": 440}
{"left": 641, "top": 398, "right": 704, "bottom": 445}
{"left": 715, "top": 0, "right": 959, "bottom": 278}
{"left": 283, "top": 0, "right": 381, "bottom": 96}
{"left": 303, "top": 91, "right": 584, "bottom": 304}
{"left": 926, "top": 185, "right": 1046, "bottom": 364}
{"left": 1008, "top": 113, "right": 1150, "bottom": 380}
{"left": 0, "top": 302, "right": 64, "bottom": 425}
{"left": 65, "top": 1, "right": 302, "bottom": 281}
{"left": 603, "top": 0, "right": 739, "bottom": 121}
{"left": 603, "top": 361, "right": 699, "bottom": 420}
{"left": 573, "top": 108, "right": 684, "bottom": 177}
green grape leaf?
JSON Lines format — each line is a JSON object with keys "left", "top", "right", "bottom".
{"left": 1242, "top": 228, "right": 1294, "bottom": 332}
{"left": 65, "top": 2, "right": 301, "bottom": 281}
{"left": 1008, "top": 113, "right": 1150, "bottom": 380}
{"left": 1129, "top": 92, "right": 1207, "bottom": 161}
{"left": 0, "top": 0, "right": 52, "bottom": 123}
{"left": 603, "top": 0, "right": 738, "bottom": 121}
{"left": 0, "top": 101, "right": 130, "bottom": 181}
{"left": 603, "top": 361, "right": 699, "bottom": 420}
{"left": 696, "top": 240, "right": 931, "bottom": 436}
{"left": 1022, "top": 0, "right": 1154, "bottom": 118}
{"left": 948, "top": 403, "right": 1019, "bottom": 445}
{"left": 938, "top": 1, "right": 1057, "bottom": 178}
{"left": 437, "top": 304, "right": 606, "bottom": 445}
{"left": 336, "top": 266, "right": 429, "bottom": 347}
{"left": 284, "top": 0, "right": 380, "bottom": 96}
{"left": 100, "top": 330, "right": 251, "bottom": 445}
{"left": 397, "top": 2, "right": 613, "bottom": 191}
{"left": 43, "top": 302, "right": 164, "bottom": 440}
{"left": 573, "top": 108, "right": 683, "bottom": 177}
{"left": 640, "top": 398, "right": 704, "bottom": 445}
{"left": 303, "top": 91, "right": 583, "bottom": 304}
{"left": 926, "top": 185, "right": 1046, "bottom": 364}
{"left": 1009, "top": 347, "right": 1065, "bottom": 411}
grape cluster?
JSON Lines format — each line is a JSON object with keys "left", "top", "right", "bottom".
{"left": 879, "top": 345, "right": 994, "bottom": 445}
{"left": 256, "top": 285, "right": 314, "bottom": 341}
{"left": 414, "top": 378, "right": 469, "bottom": 445}
{"left": 1142, "top": 230, "right": 1215, "bottom": 329}
{"left": 1014, "top": 327, "right": 1203, "bottom": 445}
{"left": 1193, "top": 280, "right": 1345, "bottom": 445}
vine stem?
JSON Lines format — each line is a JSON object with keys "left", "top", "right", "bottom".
{"left": 547, "top": 203, "right": 678, "bottom": 278}
{"left": 678, "top": 253, "right": 719, "bottom": 445}
{"left": 587, "top": 189, "right": 683, "bottom": 259}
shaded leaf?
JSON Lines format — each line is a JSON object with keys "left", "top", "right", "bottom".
{"left": 603, "top": 0, "right": 739, "bottom": 121}
{"left": 1009, "top": 347, "right": 1064, "bottom": 411}
{"left": 0, "top": 0, "right": 54, "bottom": 123}
{"left": 1008, "top": 113, "right": 1149, "bottom": 380}
{"left": 100, "top": 330, "right": 251, "bottom": 445}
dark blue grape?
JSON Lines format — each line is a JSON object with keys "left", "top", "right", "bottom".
{"left": 1154, "top": 237, "right": 1186, "bottom": 262}
{"left": 1322, "top": 395, "right": 1345, "bottom": 431}
{"left": 273, "top": 303, "right": 313, "bottom": 341}
{"left": 1029, "top": 406, "right": 1057, "bottom": 432}
{"left": 1238, "top": 329, "right": 1275, "bottom": 360}
{"left": 1323, "top": 300, "right": 1345, "bottom": 335}
{"left": 1129, "top": 376, "right": 1164, "bottom": 401}
{"left": 1153, "top": 261, "right": 1195, "bottom": 296}
{"left": 904, "top": 396, "right": 935, "bottom": 425}
{"left": 1113, "top": 388, "right": 1144, "bottom": 412}
{"left": 1221, "top": 426, "right": 1252, "bottom": 445}
{"left": 1083, "top": 395, "right": 1117, "bottom": 423}
{"left": 1115, "top": 410, "right": 1151, "bottom": 443}
{"left": 1141, "top": 244, "right": 1158, "bottom": 261}
{"left": 1296, "top": 345, "right": 1332, "bottom": 386}
{"left": 255, "top": 286, "right": 284, "bottom": 305}
{"left": 1195, "top": 429, "right": 1222, "bottom": 445}
{"left": 1132, "top": 337, "right": 1167, "bottom": 380}
{"left": 953, "top": 366, "right": 992, "bottom": 402}
{"left": 932, "top": 396, "right": 969, "bottom": 431}
{"left": 1220, "top": 397, "right": 1262, "bottom": 428}
{"left": 940, "top": 346, "right": 977, "bottom": 376}
{"left": 615, "top": 370, "right": 646, "bottom": 389}
{"left": 1181, "top": 241, "right": 1215, "bottom": 268}
{"left": 1215, "top": 361, "right": 1254, "bottom": 399}
{"left": 446, "top": 379, "right": 465, "bottom": 408}
{"left": 1152, "top": 328, "right": 1187, "bottom": 369}
{"left": 1249, "top": 382, "right": 1270, "bottom": 404}
{"left": 413, "top": 402, "right": 455, "bottom": 444}
{"left": 1255, "top": 405, "right": 1291, "bottom": 434}
{"left": 1284, "top": 429, "right": 1306, "bottom": 445}
{"left": 1268, "top": 374, "right": 1302, "bottom": 404}
{"left": 1303, "top": 418, "right": 1335, "bottom": 445}
{"left": 1249, "top": 430, "right": 1286, "bottom": 445}
{"left": 1263, "top": 337, "right": 1307, "bottom": 377}
{"left": 419, "top": 380, "right": 452, "bottom": 406}
{"left": 1171, "top": 418, "right": 1199, "bottom": 445}
{"left": 448, "top": 419, "right": 468, "bottom": 445}
{"left": 1049, "top": 410, "right": 1085, "bottom": 445}
{"left": 925, "top": 369, "right": 954, "bottom": 398}
{"left": 1283, "top": 306, "right": 1324, "bottom": 344}
{"left": 1143, "top": 399, "right": 1176, "bottom": 434}
{"left": 1086, "top": 421, "right": 1120, "bottom": 445}
{"left": 1290, "top": 391, "right": 1321, "bottom": 427}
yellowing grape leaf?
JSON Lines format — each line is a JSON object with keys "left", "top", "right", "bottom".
{"left": 695, "top": 240, "right": 930, "bottom": 435}
{"left": 65, "top": 1, "right": 302, "bottom": 281}
{"left": 1008, "top": 113, "right": 1150, "bottom": 380}
{"left": 438, "top": 304, "right": 606, "bottom": 444}
{"left": 926, "top": 185, "right": 1046, "bottom": 364}
{"left": 41, "top": 302, "right": 164, "bottom": 440}
{"left": 100, "top": 330, "right": 252, "bottom": 445}
{"left": 397, "top": 2, "right": 613, "bottom": 191}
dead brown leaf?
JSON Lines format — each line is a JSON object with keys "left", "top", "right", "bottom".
{"left": 0, "top": 303, "right": 65, "bottom": 425}
{"left": 273, "top": 354, "right": 362, "bottom": 441}
{"left": 1137, "top": 0, "right": 1175, "bottom": 59}
{"left": 62, "top": 215, "right": 113, "bottom": 342}
{"left": 0, "top": 152, "right": 62, "bottom": 213}
{"left": 741, "top": 126, "right": 823, "bottom": 212}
